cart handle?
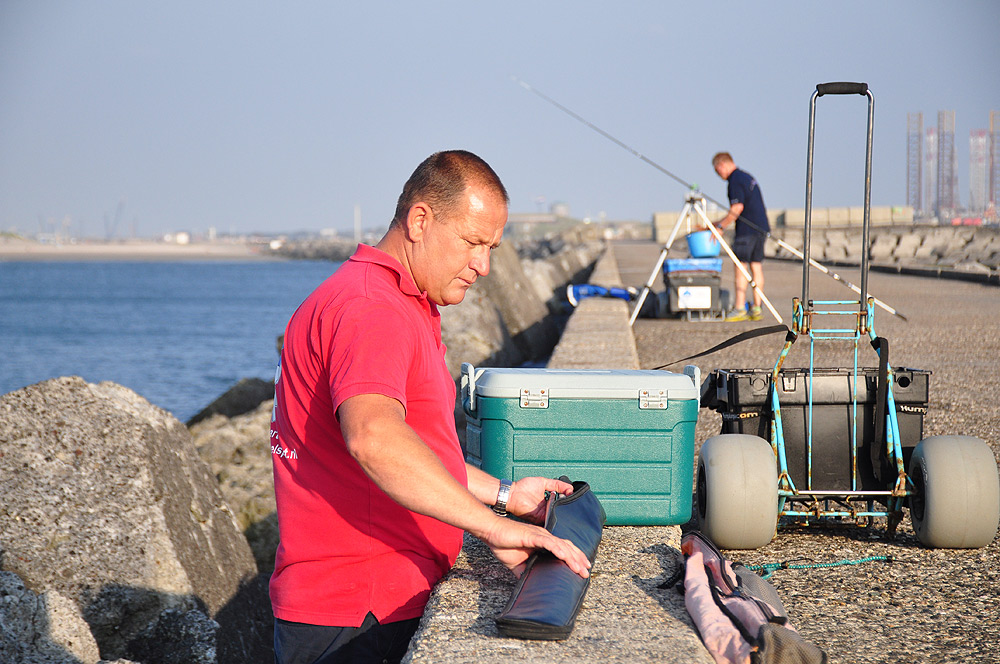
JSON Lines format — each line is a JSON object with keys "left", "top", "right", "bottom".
{"left": 816, "top": 82, "right": 868, "bottom": 96}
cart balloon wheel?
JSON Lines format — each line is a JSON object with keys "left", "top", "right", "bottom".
{"left": 909, "top": 435, "right": 1000, "bottom": 548}
{"left": 697, "top": 434, "right": 779, "bottom": 550}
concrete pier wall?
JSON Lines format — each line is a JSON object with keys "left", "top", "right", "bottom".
{"left": 652, "top": 212, "right": 999, "bottom": 285}
{"left": 765, "top": 224, "right": 1000, "bottom": 284}
{"left": 653, "top": 205, "right": 915, "bottom": 241}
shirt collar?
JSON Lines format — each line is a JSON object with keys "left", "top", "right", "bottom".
{"left": 349, "top": 243, "right": 425, "bottom": 300}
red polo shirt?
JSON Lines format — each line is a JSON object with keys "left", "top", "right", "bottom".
{"left": 269, "top": 243, "right": 466, "bottom": 626}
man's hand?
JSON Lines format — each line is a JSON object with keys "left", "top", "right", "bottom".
{"left": 479, "top": 517, "right": 591, "bottom": 579}
{"left": 507, "top": 476, "right": 574, "bottom": 524}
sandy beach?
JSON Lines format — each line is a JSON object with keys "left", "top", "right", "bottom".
{"left": 0, "top": 238, "right": 277, "bottom": 262}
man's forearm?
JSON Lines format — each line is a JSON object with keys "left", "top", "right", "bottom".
{"left": 719, "top": 202, "right": 744, "bottom": 229}
{"left": 341, "top": 395, "right": 501, "bottom": 539}
{"left": 466, "top": 463, "right": 502, "bottom": 506}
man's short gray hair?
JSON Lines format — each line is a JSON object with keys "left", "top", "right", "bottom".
{"left": 391, "top": 150, "right": 508, "bottom": 227}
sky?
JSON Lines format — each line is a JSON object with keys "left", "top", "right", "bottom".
{"left": 1, "top": 1, "right": 998, "bottom": 238}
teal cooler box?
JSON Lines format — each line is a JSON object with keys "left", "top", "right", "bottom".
{"left": 461, "top": 364, "right": 700, "bottom": 525}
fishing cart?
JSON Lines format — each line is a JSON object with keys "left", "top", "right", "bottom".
{"left": 697, "top": 83, "right": 1000, "bottom": 550}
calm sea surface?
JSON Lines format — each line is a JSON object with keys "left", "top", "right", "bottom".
{"left": 0, "top": 260, "right": 339, "bottom": 422}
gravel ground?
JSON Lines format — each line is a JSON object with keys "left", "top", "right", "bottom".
{"left": 617, "top": 241, "right": 1000, "bottom": 664}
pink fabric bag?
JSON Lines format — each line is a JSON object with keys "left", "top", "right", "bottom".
{"left": 680, "top": 531, "right": 826, "bottom": 664}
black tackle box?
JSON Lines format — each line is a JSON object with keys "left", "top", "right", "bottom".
{"left": 703, "top": 367, "right": 930, "bottom": 492}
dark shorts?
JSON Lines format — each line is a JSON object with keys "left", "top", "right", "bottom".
{"left": 732, "top": 233, "right": 766, "bottom": 263}
{"left": 274, "top": 612, "right": 420, "bottom": 664}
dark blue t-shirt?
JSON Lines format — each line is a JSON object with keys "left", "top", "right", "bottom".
{"left": 727, "top": 168, "right": 768, "bottom": 237}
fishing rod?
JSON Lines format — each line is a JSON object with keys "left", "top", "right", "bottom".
{"left": 512, "top": 76, "right": 908, "bottom": 322}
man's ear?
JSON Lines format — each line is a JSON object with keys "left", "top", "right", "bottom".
{"left": 404, "top": 202, "right": 433, "bottom": 242}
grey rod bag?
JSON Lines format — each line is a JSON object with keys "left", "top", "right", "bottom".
{"left": 495, "top": 478, "right": 606, "bottom": 640}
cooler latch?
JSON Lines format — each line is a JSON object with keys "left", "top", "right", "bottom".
{"left": 639, "top": 389, "right": 670, "bottom": 410}
{"left": 520, "top": 387, "right": 549, "bottom": 409}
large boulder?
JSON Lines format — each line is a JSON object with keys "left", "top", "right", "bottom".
{"left": 186, "top": 377, "right": 273, "bottom": 426}
{"left": 0, "top": 571, "right": 101, "bottom": 664}
{"left": 0, "top": 377, "right": 258, "bottom": 662}
{"left": 188, "top": 401, "right": 279, "bottom": 664}
{"left": 189, "top": 400, "right": 278, "bottom": 573}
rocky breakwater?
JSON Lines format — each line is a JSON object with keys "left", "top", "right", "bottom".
{"left": 0, "top": 378, "right": 268, "bottom": 664}
{"left": 766, "top": 224, "right": 1000, "bottom": 284}
{"left": 267, "top": 236, "right": 357, "bottom": 262}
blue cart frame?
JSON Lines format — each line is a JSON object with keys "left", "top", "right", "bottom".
{"left": 768, "top": 83, "right": 912, "bottom": 534}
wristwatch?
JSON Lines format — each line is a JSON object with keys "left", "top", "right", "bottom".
{"left": 493, "top": 479, "right": 513, "bottom": 516}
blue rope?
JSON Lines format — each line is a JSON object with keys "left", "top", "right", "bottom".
{"left": 743, "top": 555, "right": 893, "bottom": 580}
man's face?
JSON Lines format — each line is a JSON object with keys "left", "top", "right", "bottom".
{"left": 411, "top": 185, "right": 508, "bottom": 306}
{"left": 714, "top": 160, "right": 735, "bottom": 180}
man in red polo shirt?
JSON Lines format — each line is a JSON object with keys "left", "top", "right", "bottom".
{"left": 270, "top": 150, "right": 590, "bottom": 664}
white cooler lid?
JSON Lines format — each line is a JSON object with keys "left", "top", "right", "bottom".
{"left": 472, "top": 368, "right": 698, "bottom": 401}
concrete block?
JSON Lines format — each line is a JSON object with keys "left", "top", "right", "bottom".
{"left": 848, "top": 206, "right": 866, "bottom": 225}
{"left": 764, "top": 237, "right": 780, "bottom": 258}
{"left": 893, "top": 232, "right": 922, "bottom": 259}
{"left": 843, "top": 243, "right": 864, "bottom": 262}
{"left": 926, "top": 232, "right": 966, "bottom": 261}
{"left": 768, "top": 209, "right": 785, "bottom": 228}
{"left": 979, "top": 253, "right": 1000, "bottom": 270}
{"left": 914, "top": 242, "right": 936, "bottom": 260}
{"left": 952, "top": 260, "right": 992, "bottom": 275}
{"left": 960, "top": 242, "right": 996, "bottom": 263}
{"left": 810, "top": 207, "right": 830, "bottom": 226}
{"left": 652, "top": 211, "right": 679, "bottom": 244}
{"left": 827, "top": 206, "right": 850, "bottom": 225}
{"left": 870, "top": 206, "right": 893, "bottom": 225}
{"left": 869, "top": 234, "right": 898, "bottom": 260}
{"left": 822, "top": 244, "right": 848, "bottom": 261}
{"left": 825, "top": 229, "right": 849, "bottom": 246}
{"left": 891, "top": 206, "right": 915, "bottom": 223}
{"left": 780, "top": 228, "right": 804, "bottom": 244}
{"left": 778, "top": 229, "right": 804, "bottom": 254}
{"left": 982, "top": 232, "right": 1000, "bottom": 250}
{"left": 784, "top": 208, "right": 806, "bottom": 227}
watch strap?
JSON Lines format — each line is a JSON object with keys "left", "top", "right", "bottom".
{"left": 493, "top": 479, "right": 513, "bottom": 515}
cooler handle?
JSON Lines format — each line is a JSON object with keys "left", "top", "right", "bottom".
{"left": 461, "top": 362, "right": 478, "bottom": 415}
{"left": 684, "top": 364, "right": 702, "bottom": 395}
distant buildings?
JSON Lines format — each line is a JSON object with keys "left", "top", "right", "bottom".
{"left": 906, "top": 110, "right": 1000, "bottom": 222}
{"left": 970, "top": 129, "right": 989, "bottom": 213}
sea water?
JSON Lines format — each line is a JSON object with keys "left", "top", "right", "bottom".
{"left": 0, "top": 260, "right": 339, "bottom": 422}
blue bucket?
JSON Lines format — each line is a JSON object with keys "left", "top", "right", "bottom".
{"left": 686, "top": 230, "right": 721, "bottom": 257}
